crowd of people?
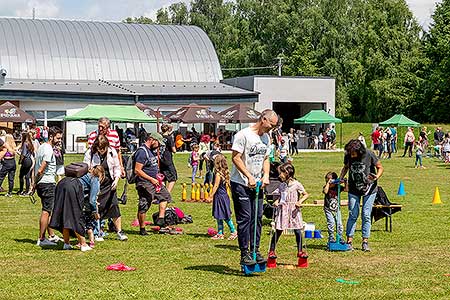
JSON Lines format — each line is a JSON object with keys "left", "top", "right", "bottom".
{"left": 10, "top": 111, "right": 446, "bottom": 270}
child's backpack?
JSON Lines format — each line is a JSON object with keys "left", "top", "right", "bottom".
{"left": 125, "top": 146, "right": 151, "bottom": 184}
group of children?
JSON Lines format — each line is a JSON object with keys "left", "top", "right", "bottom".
{"left": 206, "top": 152, "right": 347, "bottom": 259}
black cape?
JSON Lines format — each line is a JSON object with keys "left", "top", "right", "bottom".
{"left": 49, "top": 177, "right": 85, "bottom": 236}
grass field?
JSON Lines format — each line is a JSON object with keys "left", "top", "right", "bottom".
{"left": 0, "top": 124, "right": 449, "bottom": 299}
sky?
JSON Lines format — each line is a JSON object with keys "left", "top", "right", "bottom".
{"left": 0, "top": 0, "right": 443, "bottom": 30}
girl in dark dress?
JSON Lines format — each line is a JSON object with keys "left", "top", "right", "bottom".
{"left": 207, "top": 154, "right": 237, "bottom": 240}
{"left": 83, "top": 135, "right": 128, "bottom": 241}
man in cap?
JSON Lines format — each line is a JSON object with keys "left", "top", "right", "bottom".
{"left": 134, "top": 132, "right": 172, "bottom": 236}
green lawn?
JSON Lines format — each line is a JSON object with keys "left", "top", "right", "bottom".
{"left": 1, "top": 126, "right": 450, "bottom": 299}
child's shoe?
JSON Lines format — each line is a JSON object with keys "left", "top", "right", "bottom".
{"left": 362, "top": 241, "right": 371, "bottom": 252}
{"left": 227, "top": 232, "right": 238, "bottom": 240}
{"left": 268, "top": 250, "right": 277, "bottom": 259}
{"left": 297, "top": 251, "right": 308, "bottom": 258}
{"left": 89, "top": 241, "right": 95, "bottom": 248}
{"left": 211, "top": 233, "right": 224, "bottom": 240}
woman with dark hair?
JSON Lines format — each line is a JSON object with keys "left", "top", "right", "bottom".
{"left": 339, "top": 139, "right": 383, "bottom": 252}
{"left": 84, "top": 135, "right": 128, "bottom": 241}
{"left": 18, "top": 131, "right": 35, "bottom": 195}
{"left": 160, "top": 124, "right": 178, "bottom": 192}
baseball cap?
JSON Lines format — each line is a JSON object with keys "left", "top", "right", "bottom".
{"left": 149, "top": 132, "right": 165, "bottom": 145}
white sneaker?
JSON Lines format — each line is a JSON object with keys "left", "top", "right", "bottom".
{"left": 48, "top": 235, "right": 63, "bottom": 243}
{"left": 94, "top": 236, "right": 104, "bottom": 242}
{"left": 63, "top": 243, "right": 73, "bottom": 250}
{"left": 80, "top": 245, "right": 92, "bottom": 252}
{"left": 117, "top": 231, "right": 128, "bottom": 241}
{"left": 37, "top": 238, "right": 57, "bottom": 247}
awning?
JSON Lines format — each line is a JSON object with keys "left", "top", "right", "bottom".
{"left": 64, "top": 104, "right": 157, "bottom": 123}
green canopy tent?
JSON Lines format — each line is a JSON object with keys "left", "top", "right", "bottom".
{"left": 379, "top": 114, "right": 420, "bottom": 152}
{"left": 293, "top": 110, "right": 343, "bottom": 148}
{"left": 379, "top": 114, "right": 420, "bottom": 127}
{"left": 64, "top": 104, "right": 157, "bottom": 123}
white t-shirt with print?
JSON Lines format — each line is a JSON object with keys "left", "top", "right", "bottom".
{"left": 230, "top": 127, "right": 270, "bottom": 186}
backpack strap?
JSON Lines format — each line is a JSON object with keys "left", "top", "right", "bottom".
{"left": 136, "top": 146, "right": 151, "bottom": 166}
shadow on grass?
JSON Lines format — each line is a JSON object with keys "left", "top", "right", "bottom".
{"left": 185, "top": 264, "right": 243, "bottom": 276}
{"left": 306, "top": 244, "right": 328, "bottom": 250}
{"left": 214, "top": 244, "right": 239, "bottom": 251}
{"left": 14, "top": 238, "right": 36, "bottom": 245}
{"left": 184, "top": 232, "right": 210, "bottom": 238}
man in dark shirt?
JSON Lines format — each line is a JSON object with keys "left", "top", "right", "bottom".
{"left": 160, "top": 124, "right": 178, "bottom": 192}
{"left": 135, "top": 132, "right": 172, "bottom": 236}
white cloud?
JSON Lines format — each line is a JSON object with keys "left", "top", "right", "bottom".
{"left": 405, "top": 0, "right": 442, "bottom": 29}
{"left": 14, "top": 0, "right": 59, "bottom": 18}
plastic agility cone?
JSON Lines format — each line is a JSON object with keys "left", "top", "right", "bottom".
{"left": 196, "top": 184, "right": 201, "bottom": 201}
{"left": 397, "top": 181, "right": 406, "bottom": 196}
{"left": 190, "top": 183, "right": 195, "bottom": 202}
{"left": 432, "top": 187, "right": 442, "bottom": 204}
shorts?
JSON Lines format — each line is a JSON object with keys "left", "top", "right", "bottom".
{"left": 136, "top": 181, "right": 172, "bottom": 213}
{"left": 37, "top": 183, "right": 55, "bottom": 213}
{"left": 160, "top": 164, "right": 178, "bottom": 182}
{"left": 56, "top": 165, "right": 65, "bottom": 176}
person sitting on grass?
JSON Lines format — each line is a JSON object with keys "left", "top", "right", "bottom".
{"left": 268, "top": 163, "right": 309, "bottom": 260}
{"left": 207, "top": 154, "right": 238, "bottom": 240}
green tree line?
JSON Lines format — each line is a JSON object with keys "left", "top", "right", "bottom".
{"left": 124, "top": 0, "right": 450, "bottom": 123}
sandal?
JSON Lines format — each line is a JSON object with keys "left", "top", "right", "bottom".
{"left": 211, "top": 233, "right": 224, "bottom": 240}
{"left": 228, "top": 232, "right": 238, "bottom": 240}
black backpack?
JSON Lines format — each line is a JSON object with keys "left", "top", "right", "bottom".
{"left": 125, "top": 146, "right": 151, "bottom": 184}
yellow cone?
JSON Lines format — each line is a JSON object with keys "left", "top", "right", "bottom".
{"left": 432, "top": 187, "right": 442, "bottom": 204}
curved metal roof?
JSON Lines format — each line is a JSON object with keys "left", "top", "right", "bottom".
{"left": 0, "top": 18, "right": 222, "bottom": 82}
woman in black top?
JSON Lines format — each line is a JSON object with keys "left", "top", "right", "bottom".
{"left": 18, "top": 132, "right": 35, "bottom": 195}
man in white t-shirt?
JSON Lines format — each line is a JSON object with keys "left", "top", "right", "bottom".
{"left": 35, "top": 126, "right": 63, "bottom": 247}
{"left": 231, "top": 109, "right": 279, "bottom": 267}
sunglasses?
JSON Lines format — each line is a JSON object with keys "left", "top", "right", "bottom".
{"left": 264, "top": 117, "right": 278, "bottom": 129}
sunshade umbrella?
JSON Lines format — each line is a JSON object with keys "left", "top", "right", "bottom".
{"left": 166, "top": 105, "right": 225, "bottom": 123}
{"left": 218, "top": 104, "right": 261, "bottom": 123}
{"left": 0, "top": 101, "right": 35, "bottom": 123}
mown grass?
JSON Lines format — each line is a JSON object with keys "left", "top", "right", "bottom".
{"left": 0, "top": 124, "right": 449, "bottom": 299}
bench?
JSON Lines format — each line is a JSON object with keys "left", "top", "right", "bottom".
{"left": 300, "top": 202, "right": 403, "bottom": 232}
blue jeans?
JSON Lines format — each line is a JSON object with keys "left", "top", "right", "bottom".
{"left": 346, "top": 192, "right": 377, "bottom": 239}
{"left": 191, "top": 165, "right": 198, "bottom": 182}
{"left": 415, "top": 154, "right": 423, "bottom": 167}
{"left": 391, "top": 140, "right": 397, "bottom": 153}
{"left": 324, "top": 207, "right": 343, "bottom": 242}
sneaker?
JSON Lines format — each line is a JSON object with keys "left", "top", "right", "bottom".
{"left": 80, "top": 244, "right": 92, "bottom": 252}
{"left": 255, "top": 252, "right": 267, "bottom": 264}
{"left": 139, "top": 228, "right": 149, "bottom": 236}
{"left": 117, "top": 231, "right": 128, "bottom": 241}
{"left": 5, "top": 193, "right": 12, "bottom": 198}
{"left": 89, "top": 241, "right": 95, "bottom": 248}
{"left": 48, "top": 235, "right": 63, "bottom": 243}
{"left": 94, "top": 236, "right": 104, "bottom": 242}
{"left": 228, "top": 232, "right": 238, "bottom": 241}
{"left": 268, "top": 251, "right": 277, "bottom": 259}
{"left": 63, "top": 243, "right": 73, "bottom": 250}
{"left": 362, "top": 241, "right": 371, "bottom": 252}
{"left": 37, "top": 238, "right": 57, "bottom": 247}
{"left": 211, "top": 233, "right": 224, "bottom": 240}
{"left": 240, "top": 252, "right": 257, "bottom": 266}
